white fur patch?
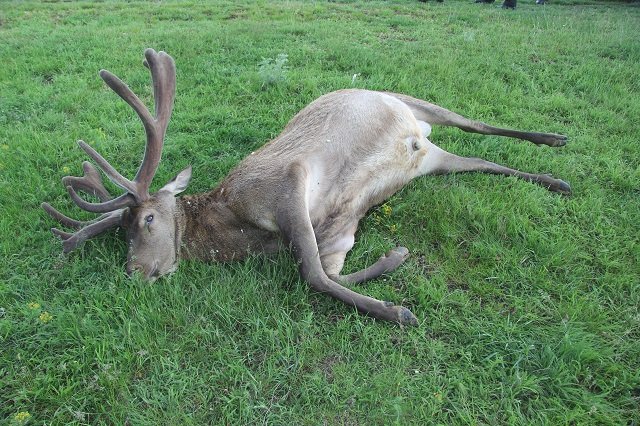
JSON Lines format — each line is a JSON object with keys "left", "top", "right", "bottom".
{"left": 326, "top": 234, "right": 355, "bottom": 255}
{"left": 417, "top": 120, "right": 432, "bottom": 137}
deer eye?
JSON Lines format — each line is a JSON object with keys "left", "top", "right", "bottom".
{"left": 145, "top": 214, "right": 154, "bottom": 224}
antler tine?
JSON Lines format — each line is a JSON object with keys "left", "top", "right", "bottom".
{"left": 43, "top": 174, "right": 126, "bottom": 252}
{"left": 42, "top": 202, "right": 114, "bottom": 229}
{"left": 51, "top": 210, "right": 123, "bottom": 254}
{"left": 51, "top": 227, "right": 73, "bottom": 240}
{"left": 99, "top": 69, "right": 155, "bottom": 131}
{"left": 143, "top": 49, "right": 177, "bottom": 125}
{"left": 56, "top": 154, "right": 137, "bottom": 214}
{"left": 133, "top": 49, "right": 176, "bottom": 195}
{"left": 77, "top": 141, "right": 138, "bottom": 196}
{"left": 66, "top": 187, "right": 135, "bottom": 214}
{"left": 61, "top": 161, "right": 112, "bottom": 202}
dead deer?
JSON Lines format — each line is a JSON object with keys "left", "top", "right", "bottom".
{"left": 43, "top": 49, "right": 570, "bottom": 325}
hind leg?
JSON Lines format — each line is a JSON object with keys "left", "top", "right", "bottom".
{"left": 321, "top": 245, "right": 411, "bottom": 285}
{"left": 337, "top": 247, "right": 410, "bottom": 284}
{"left": 389, "top": 93, "right": 568, "bottom": 147}
{"left": 317, "top": 218, "right": 411, "bottom": 285}
{"left": 418, "top": 141, "right": 571, "bottom": 194}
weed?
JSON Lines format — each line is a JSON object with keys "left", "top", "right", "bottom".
{"left": 258, "top": 53, "right": 289, "bottom": 88}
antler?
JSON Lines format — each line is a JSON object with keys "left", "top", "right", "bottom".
{"left": 41, "top": 161, "right": 123, "bottom": 253}
{"left": 97, "top": 48, "right": 176, "bottom": 201}
{"left": 42, "top": 48, "right": 177, "bottom": 253}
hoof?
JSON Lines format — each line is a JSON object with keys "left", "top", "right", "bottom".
{"left": 549, "top": 134, "right": 568, "bottom": 147}
{"left": 379, "top": 247, "right": 410, "bottom": 274}
{"left": 545, "top": 176, "right": 571, "bottom": 195}
{"left": 385, "top": 246, "right": 410, "bottom": 261}
{"left": 396, "top": 306, "right": 419, "bottom": 326}
{"left": 554, "top": 180, "right": 572, "bottom": 195}
{"left": 538, "top": 174, "right": 571, "bottom": 196}
{"left": 381, "top": 302, "right": 418, "bottom": 325}
{"left": 535, "top": 134, "right": 568, "bottom": 147}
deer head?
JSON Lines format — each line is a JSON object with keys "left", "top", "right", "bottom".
{"left": 42, "top": 49, "right": 191, "bottom": 279}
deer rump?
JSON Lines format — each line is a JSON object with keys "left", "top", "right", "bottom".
{"left": 43, "top": 49, "right": 570, "bottom": 325}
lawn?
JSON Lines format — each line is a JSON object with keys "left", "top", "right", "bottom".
{"left": 1, "top": 0, "right": 639, "bottom": 424}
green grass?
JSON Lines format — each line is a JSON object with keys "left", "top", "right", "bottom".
{"left": 1, "top": 0, "right": 639, "bottom": 424}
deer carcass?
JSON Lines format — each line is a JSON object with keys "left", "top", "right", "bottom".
{"left": 43, "top": 49, "right": 570, "bottom": 325}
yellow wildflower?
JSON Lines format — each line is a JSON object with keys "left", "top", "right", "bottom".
{"left": 39, "top": 311, "right": 53, "bottom": 323}
{"left": 389, "top": 224, "right": 397, "bottom": 233}
{"left": 62, "top": 166, "right": 71, "bottom": 174}
{"left": 14, "top": 411, "right": 31, "bottom": 423}
{"left": 381, "top": 204, "right": 392, "bottom": 217}
{"left": 27, "top": 302, "right": 41, "bottom": 310}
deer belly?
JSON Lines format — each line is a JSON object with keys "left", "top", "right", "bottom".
{"left": 303, "top": 134, "right": 425, "bottom": 220}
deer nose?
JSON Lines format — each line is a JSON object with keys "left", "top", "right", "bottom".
{"left": 126, "top": 262, "right": 144, "bottom": 277}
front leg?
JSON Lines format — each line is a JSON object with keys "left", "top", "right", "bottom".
{"left": 276, "top": 164, "right": 418, "bottom": 326}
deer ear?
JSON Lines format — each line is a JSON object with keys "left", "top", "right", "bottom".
{"left": 161, "top": 165, "right": 192, "bottom": 195}
{"left": 418, "top": 120, "right": 432, "bottom": 138}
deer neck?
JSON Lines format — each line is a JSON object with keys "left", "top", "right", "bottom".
{"left": 177, "top": 193, "right": 278, "bottom": 262}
